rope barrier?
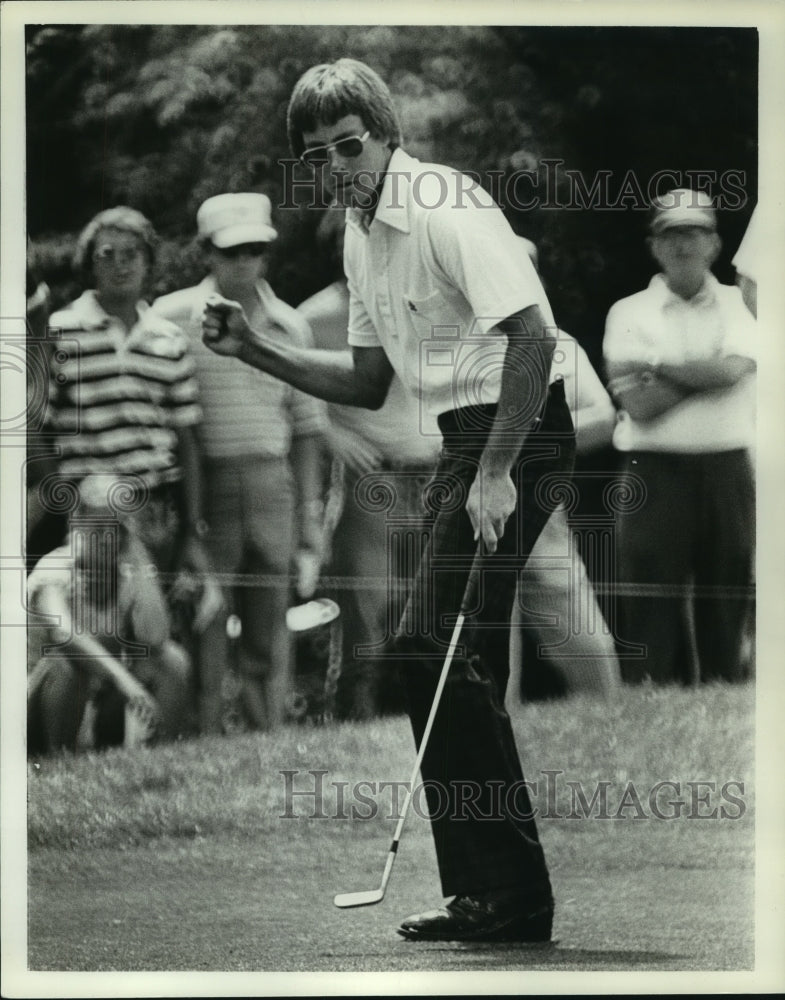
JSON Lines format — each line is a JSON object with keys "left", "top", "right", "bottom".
{"left": 152, "top": 570, "right": 756, "bottom": 601}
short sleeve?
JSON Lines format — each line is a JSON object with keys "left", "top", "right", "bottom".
{"left": 603, "top": 299, "right": 646, "bottom": 372}
{"left": 719, "top": 285, "right": 757, "bottom": 364}
{"left": 345, "top": 226, "right": 382, "bottom": 349}
{"left": 426, "top": 186, "right": 555, "bottom": 334}
{"left": 346, "top": 286, "right": 381, "bottom": 349}
{"left": 732, "top": 206, "right": 759, "bottom": 281}
{"left": 26, "top": 548, "right": 71, "bottom": 611}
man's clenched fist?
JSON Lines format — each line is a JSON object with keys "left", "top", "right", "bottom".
{"left": 202, "top": 294, "right": 251, "bottom": 357}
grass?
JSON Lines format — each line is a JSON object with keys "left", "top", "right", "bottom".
{"left": 28, "top": 681, "right": 755, "bottom": 855}
{"left": 22, "top": 681, "right": 757, "bottom": 974}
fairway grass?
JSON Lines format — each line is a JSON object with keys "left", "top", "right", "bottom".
{"left": 24, "top": 682, "right": 756, "bottom": 973}
{"left": 28, "top": 681, "right": 754, "bottom": 855}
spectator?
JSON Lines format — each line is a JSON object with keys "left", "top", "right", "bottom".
{"left": 731, "top": 204, "right": 760, "bottom": 677}
{"left": 732, "top": 204, "right": 759, "bottom": 318}
{"left": 27, "top": 475, "right": 190, "bottom": 754}
{"left": 603, "top": 188, "right": 756, "bottom": 685}
{"left": 152, "top": 193, "right": 327, "bottom": 732}
{"left": 510, "top": 239, "right": 621, "bottom": 701}
{"left": 42, "top": 206, "right": 220, "bottom": 734}
{"left": 25, "top": 252, "right": 60, "bottom": 570}
{"left": 297, "top": 212, "right": 441, "bottom": 718}
{"left": 511, "top": 327, "right": 622, "bottom": 701}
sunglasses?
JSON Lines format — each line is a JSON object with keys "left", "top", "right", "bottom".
{"left": 213, "top": 243, "right": 269, "bottom": 259}
{"left": 93, "top": 245, "right": 145, "bottom": 266}
{"left": 299, "top": 131, "right": 371, "bottom": 168}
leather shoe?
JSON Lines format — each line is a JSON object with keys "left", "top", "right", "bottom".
{"left": 397, "top": 892, "right": 553, "bottom": 942}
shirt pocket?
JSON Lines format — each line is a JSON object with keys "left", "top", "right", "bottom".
{"left": 402, "top": 288, "right": 465, "bottom": 340}
{"left": 403, "top": 289, "right": 443, "bottom": 321}
{"left": 401, "top": 289, "right": 469, "bottom": 396}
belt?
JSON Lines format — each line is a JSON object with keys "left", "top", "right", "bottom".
{"left": 438, "top": 377, "right": 566, "bottom": 438}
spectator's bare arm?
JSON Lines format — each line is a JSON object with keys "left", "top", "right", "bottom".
{"left": 571, "top": 341, "right": 617, "bottom": 451}
{"left": 28, "top": 582, "right": 159, "bottom": 721}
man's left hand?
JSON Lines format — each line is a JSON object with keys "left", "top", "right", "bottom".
{"left": 466, "top": 468, "right": 516, "bottom": 554}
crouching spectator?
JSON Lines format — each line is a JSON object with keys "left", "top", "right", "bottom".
{"left": 27, "top": 476, "right": 191, "bottom": 754}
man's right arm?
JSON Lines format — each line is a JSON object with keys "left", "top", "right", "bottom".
{"left": 202, "top": 296, "right": 394, "bottom": 409}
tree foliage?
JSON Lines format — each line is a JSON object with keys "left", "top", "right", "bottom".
{"left": 26, "top": 23, "right": 757, "bottom": 363}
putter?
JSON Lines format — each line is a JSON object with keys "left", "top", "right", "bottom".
{"left": 334, "top": 543, "right": 483, "bottom": 909}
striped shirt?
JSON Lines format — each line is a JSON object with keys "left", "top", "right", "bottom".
{"left": 152, "top": 275, "right": 326, "bottom": 459}
{"left": 46, "top": 291, "right": 202, "bottom": 488}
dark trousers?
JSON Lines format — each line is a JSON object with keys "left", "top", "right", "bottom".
{"left": 392, "top": 380, "right": 575, "bottom": 900}
{"left": 616, "top": 450, "right": 755, "bottom": 684}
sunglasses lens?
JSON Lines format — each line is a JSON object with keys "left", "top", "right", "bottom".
{"left": 218, "top": 243, "right": 266, "bottom": 258}
{"left": 301, "top": 134, "right": 366, "bottom": 167}
{"left": 335, "top": 137, "right": 363, "bottom": 158}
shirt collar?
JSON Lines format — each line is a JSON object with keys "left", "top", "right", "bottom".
{"left": 649, "top": 271, "right": 719, "bottom": 307}
{"left": 75, "top": 290, "right": 148, "bottom": 330}
{"left": 347, "top": 147, "right": 418, "bottom": 236}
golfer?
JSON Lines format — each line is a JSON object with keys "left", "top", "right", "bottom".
{"left": 203, "top": 58, "right": 575, "bottom": 942}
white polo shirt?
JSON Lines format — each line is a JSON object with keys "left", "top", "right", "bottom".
{"left": 603, "top": 273, "right": 756, "bottom": 453}
{"left": 297, "top": 279, "right": 442, "bottom": 465}
{"left": 345, "top": 148, "right": 556, "bottom": 416}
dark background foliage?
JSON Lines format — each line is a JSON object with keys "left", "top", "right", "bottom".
{"left": 26, "top": 23, "right": 757, "bottom": 371}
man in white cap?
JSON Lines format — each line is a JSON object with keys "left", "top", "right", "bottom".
{"left": 152, "top": 193, "right": 326, "bottom": 732}
{"left": 603, "top": 188, "right": 756, "bottom": 685}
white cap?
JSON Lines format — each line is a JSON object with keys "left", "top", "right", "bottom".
{"left": 197, "top": 192, "right": 278, "bottom": 248}
{"left": 650, "top": 188, "right": 717, "bottom": 234}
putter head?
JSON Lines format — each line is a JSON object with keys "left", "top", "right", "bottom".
{"left": 333, "top": 888, "right": 385, "bottom": 909}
